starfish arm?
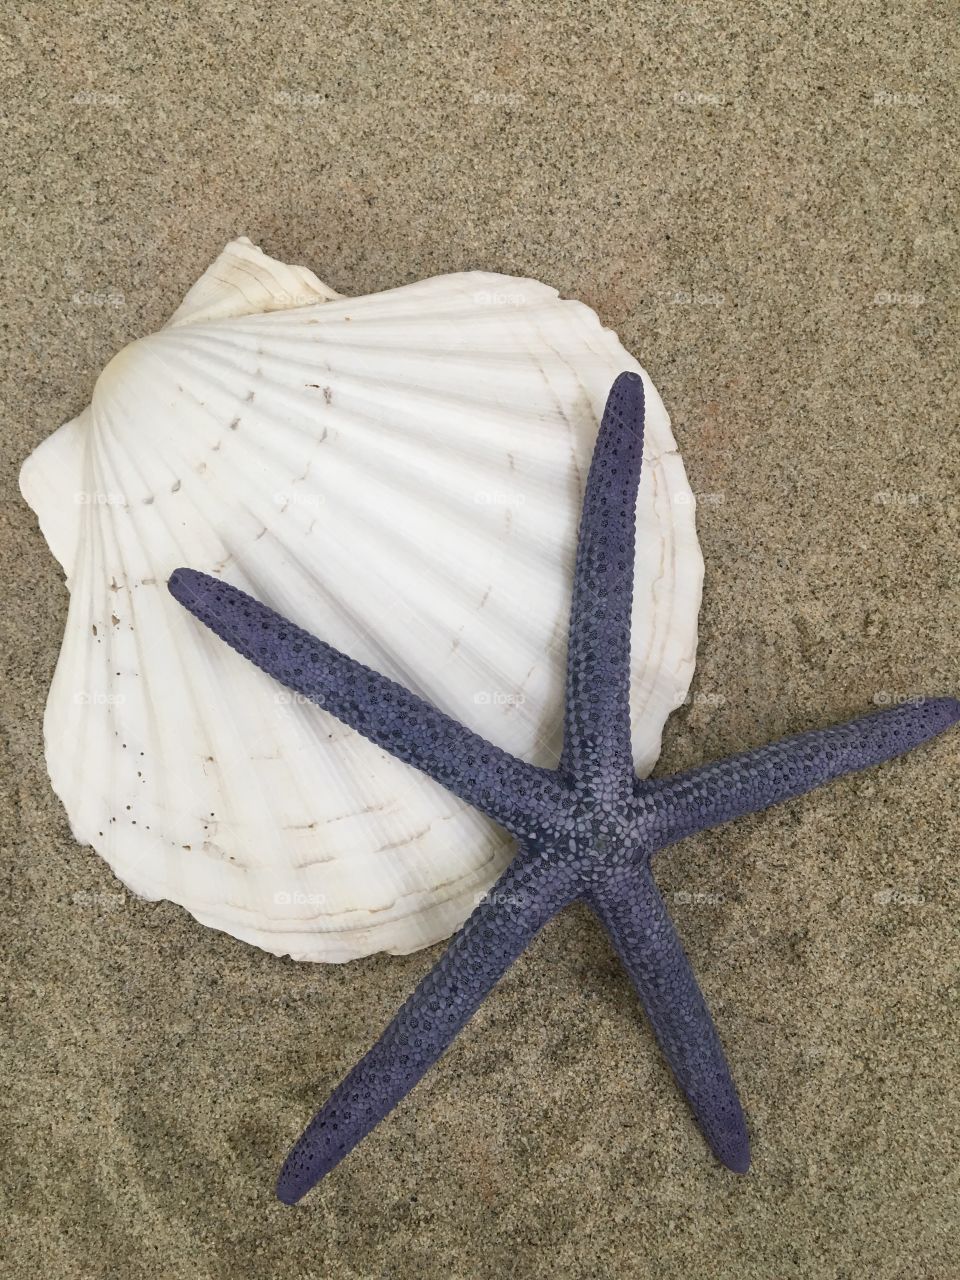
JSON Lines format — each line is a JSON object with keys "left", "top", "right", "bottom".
{"left": 275, "top": 852, "right": 575, "bottom": 1204}
{"left": 648, "top": 697, "right": 960, "bottom": 849}
{"left": 561, "top": 371, "right": 646, "bottom": 788}
{"left": 168, "top": 568, "right": 561, "bottom": 837}
{"left": 590, "top": 865, "right": 750, "bottom": 1172}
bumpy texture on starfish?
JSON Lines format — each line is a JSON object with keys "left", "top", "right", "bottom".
{"left": 168, "top": 373, "right": 960, "bottom": 1205}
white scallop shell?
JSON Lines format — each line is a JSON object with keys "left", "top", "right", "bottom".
{"left": 20, "top": 238, "right": 703, "bottom": 961}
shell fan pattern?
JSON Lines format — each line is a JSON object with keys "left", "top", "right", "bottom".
{"left": 20, "top": 238, "right": 704, "bottom": 961}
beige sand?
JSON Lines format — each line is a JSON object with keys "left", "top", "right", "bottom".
{"left": 3, "top": 4, "right": 958, "bottom": 1277}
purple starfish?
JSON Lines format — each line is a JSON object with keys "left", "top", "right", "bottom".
{"left": 168, "top": 372, "right": 959, "bottom": 1205}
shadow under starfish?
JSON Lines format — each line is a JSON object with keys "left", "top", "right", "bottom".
{"left": 168, "top": 372, "right": 959, "bottom": 1205}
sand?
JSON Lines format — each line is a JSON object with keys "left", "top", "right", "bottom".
{"left": 3, "top": 3, "right": 958, "bottom": 1277}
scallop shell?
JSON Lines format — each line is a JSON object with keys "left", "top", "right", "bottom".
{"left": 20, "top": 238, "right": 703, "bottom": 961}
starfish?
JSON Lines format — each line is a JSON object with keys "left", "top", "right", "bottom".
{"left": 168, "top": 372, "right": 959, "bottom": 1205}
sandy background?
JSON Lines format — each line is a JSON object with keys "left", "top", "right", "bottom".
{"left": 3, "top": 3, "right": 959, "bottom": 1277}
